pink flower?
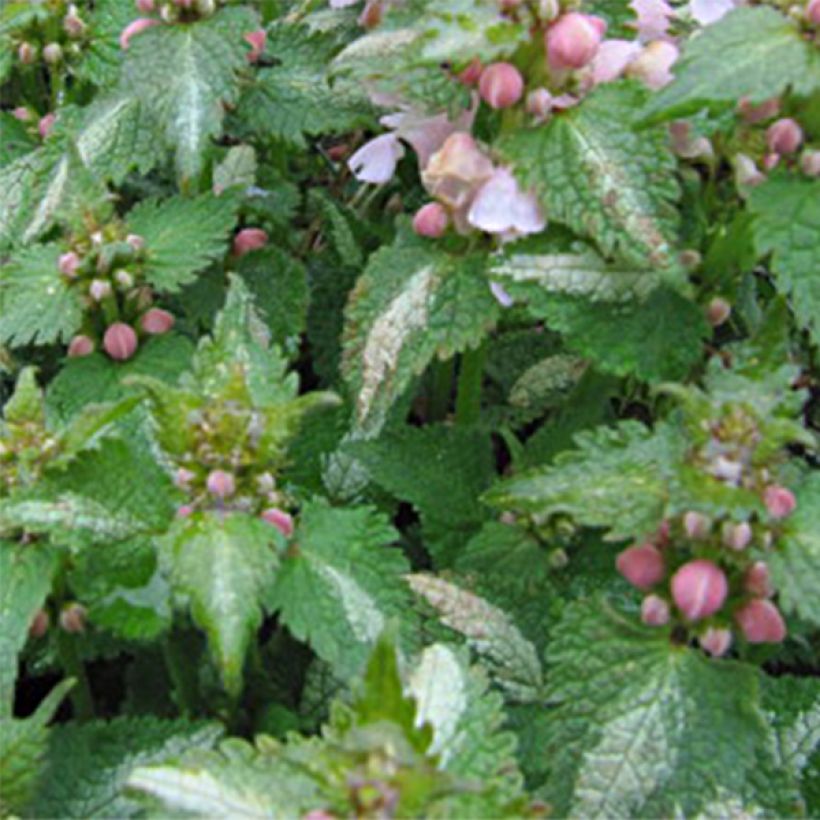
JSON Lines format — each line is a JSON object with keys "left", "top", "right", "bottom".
{"left": 467, "top": 168, "right": 546, "bottom": 238}
{"left": 629, "top": 0, "right": 675, "bottom": 40}
{"left": 103, "top": 323, "right": 139, "bottom": 361}
{"left": 490, "top": 282, "right": 515, "bottom": 308}
{"left": 722, "top": 521, "right": 752, "bottom": 551}
{"left": 422, "top": 133, "right": 495, "bottom": 211}
{"left": 58, "top": 251, "right": 81, "bottom": 278}
{"left": 616, "top": 543, "right": 665, "bottom": 590}
{"left": 177, "top": 504, "right": 195, "bottom": 518}
{"left": 348, "top": 133, "right": 405, "bottom": 184}
{"left": 763, "top": 485, "right": 796, "bottom": 519}
{"left": 766, "top": 118, "right": 803, "bottom": 155}
{"left": 206, "top": 469, "right": 236, "bottom": 499}
{"left": 68, "top": 335, "right": 95, "bottom": 358}
{"left": 136, "top": 0, "right": 156, "bottom": 11}
{"left": 12, "top": 107, "right": 32, "bottom": 122}
{"left": 641, "top": 594, "right": 671, "bottom": 626}
{"left": 546, "top": 13, "right": 607, "bottom": 71}
{"left": 233, "top": 228, "right": 268, "bottom": 256}
{"left": 120, "top": 17, "right": 160, "bottom": 50}
{"left": 734, "top": 153, "right": 765, "bottom": 188}
{"left": 588, "top": 39, "right": 642, "bottom": 86}
{"left": 59, "top": 603, "right": 87, "bottom": 634}
{"left": 38, "top": 113, "right": 57, "bottom": 140}
{"left": 244, "top": 29, "right": 266, "bottom": 63}
{"left": 140, "top": 308, "right": 175, "bottom": 335}
{"left": 801, "top": 149, "right": 820, "bottom": 177}
{"left": 262, "top": 508, "right": 295, "bottom": 537}
{"left": 671, "top": 559, "right": 728, "bottom": 621}
{"left": 412, "top": 203, "right": 449, "bottom": 238}
{"left": 734, "top": 599, "right": 787, "bottom": 643}
{"left": 669, "top": 121, "right": 713, "bottom": 160}
{"left": 737, "top": 97, "right": 780, "bottom": 124}
{"left": 457, "top": 58, "right": 483, "bottom": 86}
{"left": 699, "top": 627, "right": 732, "bottom": 657}
{"left": 478, "top": 62, "right": 524, "bottom": 109}
{"left": 627, "top": 40, "right": 679, "bottom": 89}
{"left": 807, "top": 0, "right": 820, "bottom": 25}
{"left": 683, "top": 511, "right": 710, "bottom": 539}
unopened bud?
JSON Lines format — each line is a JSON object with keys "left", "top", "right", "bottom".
{"left": 126, "top": 233, "right": 145, "bottom": 252}
{"left": 412, "top": 202, "right": 449, "bottom": 238}
{"left": 18, "top": 42, "right": 37, "bottom": 65}
{"left": 59, "top": 251, "right": 81, "bottom": 278}
{"left": 548, "top": 547, "right": 569, "bottom": 569}
{"left": 12, "top": 107, "right": 32, "bottom": 122}
{"left": 735, "top": 599, "right": 786, "bottom": 643}
{"left": 707, "top": 297, "right": 731, "bottom": 327}
{"left": 103, "top": 323, "right": 138, "bottom": 361}
{"left": 233, "top": 227, "right": 268, "bottom": 256}
{"left": 120, "top": 17, "right": 161, "bottom": 50}
{"left": 140, "top": 307, "right": 175, "bottom": 334}
{"left": 734, "top": 153, "right": 765, "bottom": 188}
{"left": 722, "top": 521, "right": 752, "bottom": 551}
{"left": 800, "top": 149, "right": 820, "bottom": 177}
{"left": 262, "top": 507, "right": 294, "bottom": 537}
{"left": 68, "top": 335, "right": 95, "bottom": 357}
{"left": 174, "top": 467, "right": 196, "bottom": 489}
{"left": 38, "top": 113, "right": 56, "bottom": 140}
{"left": 29, "top": 609, "right": 50, "bottom": 639}
{"left": 177, "top": 504, "right": 195, "bottom": 518}
{"left": 526, "top": 88, "right": 553, "bottom": 118}
{"left": 737, "top": 96, "right": 780, "bottom": 124}
{"left": 206, "top": 469, "right": 236, "bottom": 499}
{"left": 671, "top": 559, "right": 728, "bottom": 621}
{"left": 89, "top": 279, "right": 112, "bottom": 301}
{"left": 42, "top": 43, "right": 63, "bottom": 65}
{"left": 256, "top": 473, "right": 276, "bottom": 493}
{"left": 64, "top": 6, "right": 87, "bottom": 38}
{"left": 763, "top": 152, "right": 780, "bottom": 171}
{"left": 59, "top": 603, "right": 87, "bottom": 634}
{"left": 763, "top": 485, "right": 796, "bottom": 519}
{"left": 744, "top": 561, "right": 773, "bottom": 598}
{"left": 244, "top": 29, "right": 266, "bottom": 63}
{"left": 616, "top": 543, "right": 665, "bottom": 590}
{"left": 683, "top": 511, "right": 710, "bottom": 539}
{"left": 806, "top": 0, "right": 820, "bottom": 25}
{"left": 478, "top": 62, "right": 524, "bottom": 109}
{"left": 699, "top": 627, "right": 732, "bottom": 657}
{"left": 136, "top": 0, "right": 155, "bottom": 10}
{"left": 545, "top": 13, "right": 606, "bottom": 71}
{"left": 457, "top": 58, "right": 483, "bottom": 85}
{"left": 114, "top": 269, "right": 134, "bottom": 289}
{"left": 358, "top": 0, "right": 383, "bottom": 28}
{"left": 197, "top": 0, "right": 216, "bottom": 14}
{"left": 766, "top": 118, "right": 803, "bottom": 155}
{"left": 641, "top": 594, "right": 670, "bottom": 626}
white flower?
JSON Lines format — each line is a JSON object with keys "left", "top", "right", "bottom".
{"left": 629, "top": 0, "right": 675, "bottom": 40}
{"left": 467, "top": 168, "right": 546, "bottom": 238}
{"left": 348, "top": 133, "right": 405, "bottom": 183}
{"left": 689, "top": 0, "right": 737, "bottom": 26}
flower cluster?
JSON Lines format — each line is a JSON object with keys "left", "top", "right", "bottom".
{"left": 12, "top": 2, "right": 89, "bottom": 74}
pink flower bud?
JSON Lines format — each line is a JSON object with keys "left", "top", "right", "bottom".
{"left": 626, "top": 40, "right": 678, "bottom": 90}
{"left": 766, "top": 118, "right": 803, "bottom": 155}
{"left": 763, "top": 152, "right": 780, "bottom": 171}
{"left": 233, "top": 228, "right": 268, "bottom": 256}
{"left": 671, "top": 559, "right": 728, "bottom": 621}
{"left": 737, "top": 96, "right": 780, "bottom": 124}
{"left": 126, "top": 233, "right": 145, "bottom": 252}
{"left": 120, "top": 17, "right": 160, "bottom": 50}
{"left": 64, "top": 6, "right": 87, "bottom": 38}
{"left": 478, "top": 62, "right": 524, "bottom": 110}
{"left": 136, "top": 0, "right": 155, "bottom": 10}
{"left": 38, "top": 113, "right": 56, "bottom": 140}
{"left": 457, "top": 58, "right": 483, "bottom": 85}
{"left": 68, "top": 335, "right": 95, "bottom": 358}
{"left": 18, "top": 43, "right": 37, "bottom": 65}
{"left": 616, "top": 543, "right": 665, "bottom": 590}
{"left": 43, "top": 43, "right": 63, "bottom": 65}
{"left": 698, "top": 626, "right": 732, "bottom": 657}
{"left": 801, "top": 149, "right": 820, "bottom": 177}
{"left": 58, "top": 251, "right": 81, "bottom": 278}
{"left": 734, "top": 153, "right": 765, "bottom": 188}
{"left": 763, "top": 485, "right": 796, "bottom": 519}
{"left": 526, "top": 88, "right": 553, "bottom": 119}
{"left": 262, "top": 507, "right": 295, "bottom": 537}
{"left": 12, "top": 107, "right": 32, "bottom": 122}
{"left": 140, "top": 308, "right": 175, "bottom": 335}
{"left": 59, "top": 603, "right": 87, "bottom": 634}
{"left": 546, "top": 13, "right": 607, "bottom": 71}
{"left": 744, "top": 561, "right": 773, "bottom": 598}
{"left": 174, "top": 468, "right": 196, "bottom": 489}
{"left": 641, "top": 594, "right": 670, "bottom": 626}
{"left": 412, "top": 202, "right": 449, "bottom": 238}
{"left": 807, "top": 0, "right": 820, "bottom": 25}
{"left": 114, "top": 269, "right": 134, "bottom": 289}
{"left": 683, "top": 511, "right": 710, "bottom": 539}
{"left": 735, "top": 599, "right": 787, "bottom": 643}
{"left": 29, "top": 609, "right": 50, "bottom": 639}
{"left": 722, "top": 521, "right": 752, "bottom": 551}
{"left": 89, "top": 279, "right": 112, "bottom": 301}
{"left": 177, "top": 504, "right": 195, "bottom": 518}
{"left": 103, "top": 323, "right": 139, "bottom": 361}
{"left": 244, "top": 29, "right": 266, "bottom": 63}
{"left": 706, "top": 296, "right": 731, "bottom": 327}
{"left": 206, "top": 469, "right": 236, "bottom": 499}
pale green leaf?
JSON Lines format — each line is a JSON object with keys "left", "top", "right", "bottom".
{"left": 213, "top": 146, "right": 257, "bottom": 195}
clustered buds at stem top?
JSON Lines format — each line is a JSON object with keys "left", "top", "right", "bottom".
{"left": 140, "top": 308, "right": 175, "bottom": 335}
{"left": 671, "top": 559, "right": 728, "bottom": 621}
{"left": 412, "top": 202, "right": 449, "bottom": 238}
{"left": 616, "top": 543, "right": 665, "bottom": 590}
{"left": 763, "top": 485, "right": 796, "bottom": 519}
{"left": 766, "top": 118, "right": 803, "bottom": 155}
{"left": 60, "top": 603, "right": 87, "bottom": 634}
{"left": 120, "top": 18, "right": 161, "bottom": 50}
{"left": 734, "top": 599, "right": 787, "bottom": 643}
{"left": 29, "top": 609, "right": 50, "bottom": 639}
{"left": 233, "top": 228, "right": 268, "bottom": 256}
{"left": 59, "top": 251, "right": 81, "bottom": 278}
{"left": 245, "top": 30, "right": 266, "bottom": 63}
{"left": 103, "top": 323, "right": 139, "bottom": 361}
{"left": 478, "top": 62, "right": 525, "bottom": 109}
{"left": 206, "top": 469, "right": 236, "bottom": 499}
{"left": 68, "top": 335, "right": 95, "bottom": 358}
{"left": 545, "top": 13, "right": 607, "bottom": 71}
{"left": 699, "top": 626, "right": 732, "bottom": 657}
{"left": 641, "top": 594, "right": 670, "bottom": 626}
{"left": 262, "top": 507, "right": 295, "bottom": 537}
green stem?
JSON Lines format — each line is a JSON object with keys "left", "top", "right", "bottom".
{"left": 57, "top": 635, "right": 94, "bottom": 720}
{"left": 163, "top": 631, "right": 200, "bottom": 717}
{"left": 455, "top": 343, "right": 487, "bottom": 426}
{"left": 429, "top": 357, "right": 454, "bottom": 422}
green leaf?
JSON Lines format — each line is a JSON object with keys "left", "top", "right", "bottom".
{"left": 212, "top": 145, "right": 257, "bottom": 195}
{"left": 29, "top": 717, "right": 223, "bottom": 818}
{"left": 484, "top": 421, "right": 682, "bottom": 542}
{"left": 769, "top": 472, "right": 820, "bottom": 627}
{"left": 342, "top": 235, "right": 499, "bottom": 434}
{"left": 0, "top": 243, "right": 84, "bottom": 347}
{"left": 3, "top": 366, "right": 45, "bottom": 426}
{"left": 75, "top": 0, "right": 136, "bottom": 90}
{"left": 640, "top": 7, "right": 820, "bottom": 126}
{"left": 126, "top": 193, "right": 238, "bottom": 293}
{"left": 271, "top": 502, "right": 412, "bottom": 680}
{"left": 121, "top": 7, "right": 257, "bottom": 183}
{"left": 0, "top": 112, "right": 36, "bottom": 168}
{"left": 407, "top": 574, "right": 543, "bottom": 702}
{"left": 542, "top": 601, "right": 769, "bottom": 818}
{"left": 500, "top": 82, "right": 681, "bottom": 272}
{"left": 749, "top": 175, "right": 820, "bottom": 346}
{"left": 159, "top": 512, "right": 284, "bottom": 696}
{"left": 0, "top": 543, "right": 55, "bottom": 715}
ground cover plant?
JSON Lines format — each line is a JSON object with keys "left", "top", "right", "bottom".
{"left": 1, "top": 0, "right": 819, "bottom": 816}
